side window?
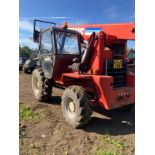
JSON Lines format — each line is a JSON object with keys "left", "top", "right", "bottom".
{"left": 41, "top": 31, "right": 53, "bottom": 54}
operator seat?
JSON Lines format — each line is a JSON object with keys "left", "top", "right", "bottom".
{"left": 68, "top": 32, "right": 96, "bottom": 73}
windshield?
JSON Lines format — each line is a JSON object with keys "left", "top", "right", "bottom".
{"left": 55, "top": 31, "right": 80, "bottom": 55}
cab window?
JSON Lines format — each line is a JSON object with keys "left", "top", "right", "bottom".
{"left": 41, "top": 31, "right": 53, "bottom": 54}
{"left": 55, "top": 31, "right": 80, "bottom": 55}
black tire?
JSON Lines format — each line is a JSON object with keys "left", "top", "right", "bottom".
{"left": 32, "top": 68, "right": 53, "bottom": 101}
{"left": 61, "top": 86, "right": 92, "bottom": 128}
{"left": 29, "top": 68, "right": 34, "bottom": 74}
{"left": 23, "top": 67, "right": 28, "bottom": 73}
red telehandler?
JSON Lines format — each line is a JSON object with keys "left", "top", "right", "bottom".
{"left": 32, "top": 20, "right": 135, "bottom": 128}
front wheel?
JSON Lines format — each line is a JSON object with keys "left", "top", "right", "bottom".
{"left": 61, "top": 86, "right": 92, "bottom": 128}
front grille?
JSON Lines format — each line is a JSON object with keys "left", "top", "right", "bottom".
{"left": 105, "top": 59, "right": 127, "bottom": 88}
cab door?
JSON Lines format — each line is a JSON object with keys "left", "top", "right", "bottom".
{"left": 40, "top": 30, "right": 55, "bottom": 79}
{"left": 52, "top": 29, "right": 81, "bottom": 79}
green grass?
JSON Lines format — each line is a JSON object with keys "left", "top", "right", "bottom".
{"left": 111, "top": 139, "right": 126, "bottom": 150}
{"left": 102, "top": 134, "right": 127, "bottom": 150}
{"left": 96, "top": 149, "right": 117, "bottom": 155}
{"left": 19, "top": 102, "right": 36, "bottom": 120}
{"left": 19, "top": 102, "right": 38, "bottom": 139}
{"left": 96, "top": 134, "right": 127, "bottom": 155}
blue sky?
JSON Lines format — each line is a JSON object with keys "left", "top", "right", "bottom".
{"left": 19, "top": 0, "right": 135, "bottom": 48}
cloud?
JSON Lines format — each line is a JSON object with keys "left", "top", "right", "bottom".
{"left": 19, "top": 38, "right": 31, "bottom": 44}
{"left": 19, "top": 17, "right": 73, "bottom": 32}
{"left": 19, "top": 17, "right": 88, "bottom": 47}
{"left": 19, "top": 20, "right": 33, "bottom": 32}
{"left": 20, "top": 16, "right": 72, "bottom": 20}
{"left": 19, "top": 37, "right": 38, "bottom": 48}
{"left": 19, "top": 33, "right": 38, "bottom": 48}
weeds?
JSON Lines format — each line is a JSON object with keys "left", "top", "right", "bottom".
{"left": 96, "top": 134, "right": 127, "bottom": 155}
{"left": 96, "top": 149, "right": 117, "bottom": 155}
{"left": 102, "top": 134, "right": 127, "bottom": 150}
{"left": 19, "top": 102, "right": 37, "bottom": 120}
{"left": 111, "top": 139, "right": 126, "bottom": 150}
{"left": 19, "top": 102, "right": 38, "bottom": 139}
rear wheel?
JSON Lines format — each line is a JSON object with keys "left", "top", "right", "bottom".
{"left": 61, "top": 86, "right": 92, "bottom": 128}
{"left": 32, "top": 68, "right": 53, "bottom": 101}
{"left": 23, "top": 67, "right": 28, "bottom": 73}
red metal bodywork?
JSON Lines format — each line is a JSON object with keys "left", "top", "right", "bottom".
{"left": 54, "top": 23, "right": 135, "bottom": 110}
{"left": 69, "top": 23, "right": 135, "bottom": 40}
{"left": 60, "top": 73, "right": 135, "bottom": 110}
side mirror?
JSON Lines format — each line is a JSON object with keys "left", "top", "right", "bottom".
{"left": 33, "top": 30, "right": 40, "bottom": 42}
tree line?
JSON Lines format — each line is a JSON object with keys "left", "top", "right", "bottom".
{"left": 19, "top": 45, "right": 38, "bottom": 59}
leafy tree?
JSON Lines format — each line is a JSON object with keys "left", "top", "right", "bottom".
{"left": 19, "top": 45, "right": 32, "bottom": 58}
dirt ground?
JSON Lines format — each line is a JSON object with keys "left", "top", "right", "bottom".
{"left": 19, "top": 73, "right": 135, "bottom": 155}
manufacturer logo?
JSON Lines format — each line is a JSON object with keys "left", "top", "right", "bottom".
{"left": 69, "top": 27, "right": 102, "bottom": 35}
{"left": 85, "top": 28, "right": 102, "bottom": 35}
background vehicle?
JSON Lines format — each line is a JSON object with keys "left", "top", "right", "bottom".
{"left": 19, "top": 57, "right": 26, "bottom": 71}
{"left": 23, "top": 52, "right": 38, "bottom": 73}
{"left": 23, "top": 58, "right": 38, "bottom": 73}
{"left": 31, "top": 20, "right": 135, "bottom": 128}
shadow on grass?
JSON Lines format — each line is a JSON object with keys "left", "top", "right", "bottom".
{"left": 83, "top": 105, "right": 135, "bottom": 136}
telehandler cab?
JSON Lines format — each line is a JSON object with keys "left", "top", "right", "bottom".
{"left": 32, "top": 20, "right": 135, "bottom": 128}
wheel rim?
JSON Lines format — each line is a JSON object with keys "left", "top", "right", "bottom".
{"left": 66, "top": 97, "right": 76, "bottom": 117}
{"left": 33, "top": 76, "right": 39, "bottom": 92}
{"left": 69, "top": 101, "right": 76, "bottom": 113}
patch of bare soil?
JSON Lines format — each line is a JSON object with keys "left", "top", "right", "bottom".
{"left": 19, "top": 73, "right": 135, "bottom": 155}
